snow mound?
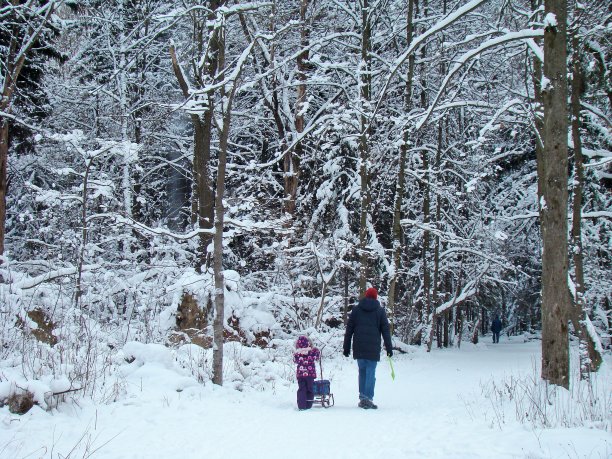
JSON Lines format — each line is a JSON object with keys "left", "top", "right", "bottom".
{"left": 122, "top": 341, "right": 174, "bottom": 368}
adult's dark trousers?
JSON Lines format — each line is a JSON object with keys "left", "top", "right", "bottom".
{"left": 297, "top": 377, "right": 314, "bottom": 409}
{"left": 492, "top": 332, "right": 500, "bottom": 343}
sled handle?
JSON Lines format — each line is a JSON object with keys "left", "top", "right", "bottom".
{"left": 318, "top": 351, "right": 324, "bottom": 379}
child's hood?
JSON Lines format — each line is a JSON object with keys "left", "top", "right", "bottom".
{"left": 296, "top": 336, "right": 312, "bottom": 349}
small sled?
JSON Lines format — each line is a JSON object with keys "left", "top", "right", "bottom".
{"left": 311, "top": 356, "right": 334, "bottom": 408}
{"left": 312, "top": 378, "right": 334, "bottom": 408}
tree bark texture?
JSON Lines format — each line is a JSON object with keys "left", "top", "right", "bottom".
{"left": 421, "top": 147, "right": 431, "bottom": 329}
{"left": 0, "top": 120, "right": 7, "bottom": 258}
{"left": 417, "top": 0, "right": 432, "bottom": 337}
{"left": 169, "top": 2, "right": 222, "bottom": 270}
{"left": 569, "top": 36, "right": 602, "bottom": 375}
{"left": 358, "top": 0, "right": 372, "bottom": 295}
{"left": 428, "top": 119, "right": 443, "bottom": 352}
{"left": 530, "top": 0, "right": 545, "bottom": 164}
{"left": 387, "top": 0, "right": 415, "bottom": 333}
{"left": 540, "top": 0, "right": 570, "bottom": 389}
{"left": 75, "top": 158, "right": 93, "bottom": 306}
{"left": 284, "top": 0, "right": 309, "bottom": 218}
{"left": 212, "top": 24, "right": 229, "bottom": 387}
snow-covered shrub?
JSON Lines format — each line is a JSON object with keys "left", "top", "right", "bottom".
{"left": 222, "top": 341, "right": 294, "bottom": 392}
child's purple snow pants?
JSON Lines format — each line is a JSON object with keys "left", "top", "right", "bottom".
{"left": 297, "top": 377, "right": 314, "bottom": 409}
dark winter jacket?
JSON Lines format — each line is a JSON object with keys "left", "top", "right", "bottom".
{"left": 491, "top": 317, "right": 502, "bottom": 334}
{"left": 293, "top": 336, "right": 320, "bottom": 379}
{"left": 343, "top": 298, "right": 393, "bottom": 361}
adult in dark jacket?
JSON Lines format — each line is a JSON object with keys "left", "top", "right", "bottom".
{"left": 343, "top": 287, "right": 393, "bottom": 409}
{"left": 491, "top": 315, "right": 502, "bottom": 343}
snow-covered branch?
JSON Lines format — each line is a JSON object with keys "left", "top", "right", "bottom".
{"left": 13, "top": 265, "right": 99, "bottom": 290}
{"left": 375, "top": 0, "right": 490, "bottom": 113}
{"left": 416, "top": 29, "right": 544, "bottom": 131}
{"left": 434, "top": 278, "right": 478, "bottom": 316}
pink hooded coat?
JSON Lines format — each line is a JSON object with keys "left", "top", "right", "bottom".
{"left": 293, "top": 336, "right": 320, "bottom": 379}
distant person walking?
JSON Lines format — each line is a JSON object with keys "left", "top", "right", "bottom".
{"left": 293, "top": 335, "right": 320, "bottom": 410}
{"left": 343, "top": 287, "right": 393, "bottom": 409}
{"left": 491, "top": 315, "right": 502, "bottom": 343}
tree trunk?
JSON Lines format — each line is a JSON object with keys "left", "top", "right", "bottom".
{"left": 388, "top": 0, "right": 415, "bottom": 333}
{"left": 194, "top": 114, "right": 215, "bottom": 264}
{"left": 443, "top": 310, "right": 449, "bottom": 348}
{"left": 471, "top": 317, "right": 480, "bottom": 345}
{"left": 418, "top": 0, "right": 432, "bottom": 344}
{"left": 343, "top": 267, "right": 350, "bottom": 325}
{"left": 427, "top": 120, "right": 443, "bottom": 352}
{"left": 195, "top": 0, "right": 222, "bottom": 268}
{"left": 212, "top": 24, "right": 229, "bottom": 387}
{"left": 118, "top": 0, "right": 132, "bottom": 223}
{"left": 169, "top": 4, "right": 220, "bottom": 271}
{"left": 358, "top": 0, "right": 372, "bottom": 295}
{"left": 481, "top": 307, "right": 487, "bottom": 336}
{"left": 433, "top": 117, "right": 445, "bottom": 349}
{"left": 456, "top": 306, "right": 463, "bottom": 348}
{"left": 0, "top": 2, "right": 55, "bottom": 260}
{"left": 422, "top": 146, "right": 431, "bottom": 337}
{"left": 130, "top": 12, "right": 149, "bottom": 229}
{"left": 284, "top": 0, "right": 309, "bottom": 218}
{"left": 0, "top": 119, "right": 7, "bottom": 260}
{"left": 540, "top": 0, "right": 570, "bottom": 389}
{"left": 530, "top": 0, "right": 545, "bottom": 178}
{"left": 569, "top": 36, "right": 602, "bottom": 376}
{"left": 75, "top": 158, "right": 93, "bottom": 306}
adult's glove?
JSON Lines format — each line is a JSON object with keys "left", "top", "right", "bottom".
{"left": 343, "top": 350, "right": 350, "bottom": 358}
{"left": 387, "top": 350, "right": 393, "bottom": 357}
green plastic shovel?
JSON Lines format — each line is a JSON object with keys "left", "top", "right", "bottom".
{"left": 387, "top": 355, "right": 395, "bottom": 381}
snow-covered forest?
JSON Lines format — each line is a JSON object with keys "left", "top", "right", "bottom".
{"left": 0, "top": 0, "right": 610, "bottom": 457}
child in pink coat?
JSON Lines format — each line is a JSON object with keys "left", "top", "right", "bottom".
{"left": 293, "top": 335, "right": 320, "bottom": 410}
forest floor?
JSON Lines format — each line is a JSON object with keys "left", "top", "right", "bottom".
{"left": 1, "top": 337, "right": 609, "bottom": 459}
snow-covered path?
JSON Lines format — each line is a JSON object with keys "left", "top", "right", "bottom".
{"left": 1, "top": 339, "right": 609, "bottom": 459}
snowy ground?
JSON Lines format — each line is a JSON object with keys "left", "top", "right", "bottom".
{"left": 1, "top": 338, "right": 609, "bottom": 459}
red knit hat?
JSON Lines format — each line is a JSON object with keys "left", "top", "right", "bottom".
{"left": 365, "top": 287, "right": 378, "bottom": 299}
